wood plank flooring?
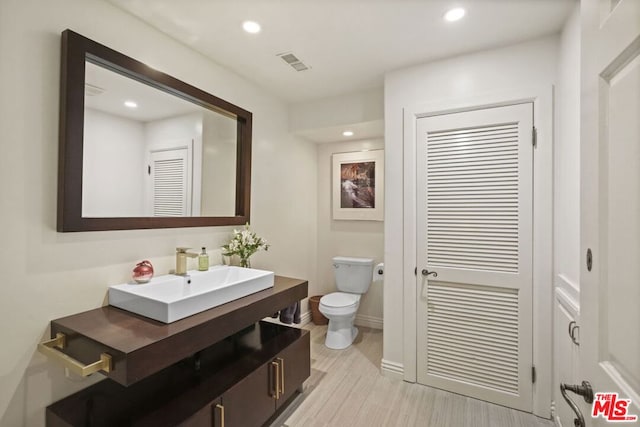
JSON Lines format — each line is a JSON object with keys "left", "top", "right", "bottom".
{"left": 270, "top": 324, "right": 553, "bottom": 427}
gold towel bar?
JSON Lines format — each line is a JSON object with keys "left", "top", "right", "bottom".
{"left": 38, "top": 332, "right": 112, "bottom": 376}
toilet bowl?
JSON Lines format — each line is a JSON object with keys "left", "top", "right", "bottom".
{"left": 319, "top": 292, "right": 360, "bottom": 349}
{"left": 319, "top": 256, "right": 374, "bottom": 349}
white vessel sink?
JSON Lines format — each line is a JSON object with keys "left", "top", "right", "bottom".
{"left": 108, "top": 266, "right": 274, "bottom": 323}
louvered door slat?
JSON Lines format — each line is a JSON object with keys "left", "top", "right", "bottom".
{"left": 428, "top": 318, "right": 518, "bottom": 341}
{"left": 429, "top": 144, "right": 518, "bottom": 156}
{"left": 151, "top": 151, "right": 188, "bottom": 217}
{"left": 426, "top": 282, "right": 520, "bottom": 395}
{"left": 429, "top": 237, "right": 517, "bottom": 245}
{"left": 427, "top": 121, "right": 520, "bottom": 273}
{"left": 428, "top": 153, "right": 518, "bottom": 166}
{"left": 429, "top": 171, "right": 518, "bottom": 180}
{"left": 430, "top": 220, "right": 517, "bottom": 227}
{"left": 416, "top": 104, "right": 533, "bottom": 412}
{"left": 429, "top": 336, "right": 518, "bottom": 358}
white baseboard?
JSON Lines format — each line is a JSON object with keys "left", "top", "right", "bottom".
{"left": 355, "top": 314, "right": 383, "bottom": 330}
{"left": 300, "top": 310, "right": 312, "bottom": 326}
{"left": 381, "top": 359, "right": 404, "bottom": 380}
{"left": 300, "top": 311, "right": 382, "bottom": 330}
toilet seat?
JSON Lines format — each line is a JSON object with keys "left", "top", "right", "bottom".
{"left": 320, "top": 292, "right": 359, "bottom": 308}
{"left": 319, "top": 292, "right": 360, "bottom": 317}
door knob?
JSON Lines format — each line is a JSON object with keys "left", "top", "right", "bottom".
{"left": 560, "top": 381, "right": 594, "bottom": 427}
{"left": 421, "top": 269, "right": 438, "bottom": 278}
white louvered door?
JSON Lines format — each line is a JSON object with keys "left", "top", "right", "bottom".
{"left": 150, "top": 148, "right": 191, "bottom": 216}
{"left": 416, "top": 103, "right": 533, "bottom": 412}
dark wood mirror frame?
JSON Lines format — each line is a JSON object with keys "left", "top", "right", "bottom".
{"left": 57, "top": 29, "right": 252, "bottom": 232}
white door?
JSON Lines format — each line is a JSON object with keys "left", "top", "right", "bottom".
{"left": 149, "top": 148, "right": 191, "bottom": 216}
{"left": 416, "top": 103, "right": 534, "bottom": 412}
{"left": 578, "top": 0, "right": 640, "bottom": 425}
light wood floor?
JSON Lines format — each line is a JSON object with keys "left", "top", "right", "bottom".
{"left": 270, "top": 324, "right": 553, "bottom": 427}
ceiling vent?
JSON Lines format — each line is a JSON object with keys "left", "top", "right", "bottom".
{"left": 85, "top": 83, "right": 105, "bottom": 96}
{"left": 277, "top": 52, "right": 310, "bottom": 72}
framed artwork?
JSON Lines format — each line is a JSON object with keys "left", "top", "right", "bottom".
{"left": 332, "top": 149, "right": 384, "bottom": 221}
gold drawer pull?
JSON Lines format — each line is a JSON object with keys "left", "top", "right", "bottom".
{"left": 38, "top": 332, "right": 112, "bottom": 376}
{"left": 271, "top": 361, "right": 280, "bottom": 399}
{"left": 277, "top": 357, "right": 285, "bottom": 395}
{"left": 215, "top": 404, "right": 225, "bottom": 427}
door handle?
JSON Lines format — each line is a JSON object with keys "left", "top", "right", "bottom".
{"left": 560, "top": 381, "right": 594, "bottom": 427}
{"left": 568, "top": 321, "right": 580, "bottom": 346}
{"left": 271, "top": 361, "right": 280, "bottom": 400}
{"left": 421, "top": 269, "right": 438, "bottom": 278}
{"left": 276, "top": 357, "right": 285, "bottom": 396}
{"left": 215, "top": 404, "right": 225, "bottom": 427}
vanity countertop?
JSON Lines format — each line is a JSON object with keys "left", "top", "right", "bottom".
{"left": 49, "top": 275, "right": 307, "bottom": 386}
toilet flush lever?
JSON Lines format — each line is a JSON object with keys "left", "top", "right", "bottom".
{"left": 422, "top": 269, "right": 438, "bottom": 278}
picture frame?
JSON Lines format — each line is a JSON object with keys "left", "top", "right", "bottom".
{"left": 332, "top": 149, "right": 384, "bottom": 221}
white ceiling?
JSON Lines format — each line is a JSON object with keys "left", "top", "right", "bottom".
{"left": 107, "top": 0, "right": 575, "bottom": 104}
{"left": 85, "top": 61, "right": 201, "bottom": 121}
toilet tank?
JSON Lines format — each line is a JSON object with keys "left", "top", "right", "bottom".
{"left": 333, "top": 256, "right": 374, "bottom": 294}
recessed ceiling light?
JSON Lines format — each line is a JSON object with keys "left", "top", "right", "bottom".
{"left": 444, "top": 7, "right": 466, "bottom": 22}
{"left": 342, "top": 130, "right": 354, "bottom": 137}
{"left": 242, "top": 21, "right": 261, "bottom": 34}
{"left": 124, "top": 100, "right": 138, "bottom": 108}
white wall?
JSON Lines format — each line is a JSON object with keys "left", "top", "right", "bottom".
{"left": 83, "top": 108, "right": 146, "bottom": 216}
{"left": 554, "top": 4, "right": 581, "bottom": 296}
{"left": 201, "top": 112, "right": 237, "bottom": 217}
{"left": 0, "top": 0, "right": 317, "bottom": 425}
{"left": 316, "top": 139, "right": 384, "bottom": 328}
{"left": 290, "top": 88, "right": 384, "bottom": 133}
{"left": 384, "top": 35, "right": 558, "bottom": 415}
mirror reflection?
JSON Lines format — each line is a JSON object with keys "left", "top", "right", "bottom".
{"left": 82, "top": 61, "right": 237, "bottom": 218}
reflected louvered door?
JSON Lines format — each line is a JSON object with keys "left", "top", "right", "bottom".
{"left": 416, "top": 104, "right": 533, "bottom": 412}
{"left": 150, "top": 148, "right": 191, "bottom": 216}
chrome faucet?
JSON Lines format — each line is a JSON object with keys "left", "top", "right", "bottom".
{"left": 175, "top": 247, "right": 198, "bottom": 275}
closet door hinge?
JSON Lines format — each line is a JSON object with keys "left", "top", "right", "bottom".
{"left": 532, "top": 365, "right": 537, "bottom": 383}
{"left": 532, "top": 126, "right": 538, "bottom": 148}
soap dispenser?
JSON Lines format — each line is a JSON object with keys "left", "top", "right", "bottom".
{"left": 198, "top": 247, "right": 209, "bottom": 271}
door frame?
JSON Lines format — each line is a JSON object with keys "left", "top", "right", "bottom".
{"left": 401, "top": 86, "right": 553, "bottom": 417}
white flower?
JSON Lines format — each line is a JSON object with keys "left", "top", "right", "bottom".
{"left": 221, "top": 223, "right": 270, "bottom": 261}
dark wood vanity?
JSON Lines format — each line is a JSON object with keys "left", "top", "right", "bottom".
{"left": 45, "top": 276, "right": 309, "bottom": 427}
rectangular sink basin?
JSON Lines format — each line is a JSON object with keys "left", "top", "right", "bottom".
{"left": 108, "top": 266, "right": 274, "bottom": 323}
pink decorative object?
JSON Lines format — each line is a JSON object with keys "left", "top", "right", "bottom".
{"left": 132, "top": 260, "right": 154, "bottom": 284}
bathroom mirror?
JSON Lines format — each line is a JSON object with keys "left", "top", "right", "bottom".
{"left": 58, "top": 30, "right": 252, "bottom": 232}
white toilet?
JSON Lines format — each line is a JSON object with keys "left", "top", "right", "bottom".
{"left": 319, "top": 256, "right": 374, "bottom": 349}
